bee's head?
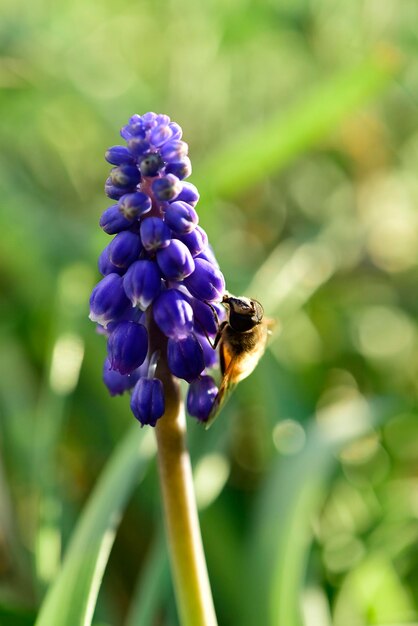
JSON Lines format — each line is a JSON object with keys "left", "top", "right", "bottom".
{"left": 222, "top": 294, "right": 264, "bottom": 332}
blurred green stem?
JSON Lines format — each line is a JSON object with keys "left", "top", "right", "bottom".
{"left": 150, "top": 316, "right": 218, "bottom": 626}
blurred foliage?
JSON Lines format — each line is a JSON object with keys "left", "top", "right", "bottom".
{"left": 0, "top": 0, "right": 418, "bottom": 624}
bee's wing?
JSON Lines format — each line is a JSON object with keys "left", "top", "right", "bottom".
{"left": 204, "top": 354, "right": 238, "bottom": 430}
{"left": 266, "top": 317, "right": 279, "bottom": 336}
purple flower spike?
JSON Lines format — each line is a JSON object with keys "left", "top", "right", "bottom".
{"left": 187, "top": 376, "right": 218, "bottom": 422}
{"left": 140, "top": 217, "right": 171, "bottom": 252}
{"left": 107, "top": 321, "right": 148, "bottom": 375}
{"left": 176, "top": 226, "right": 208, "bottom": 257}
{"left": 184, "top": 258, "right": 225, "bottom": 302}
{"left": 108, "top": 231, "right": 142, "bottom": 268}
{"left": 89, "top": 273, "right": 130, "bottom": 327}
{"left": 130, "top": 377, "right": 165, "bottom": 426}
{"left": 103, "top": 357, "right": 141, "bottom": 396}
{"left": 123, "top": 260, "right": 161, "bottom": 310}
{"left": 167, "top": 334, "right": 205, "bottom": 383}
{"left": 93, "top": 112, "right": 229, "bottom": 425}
{"left": 118, "top": 192, "right": 152, "bottom": 219}
{"left": 151, "top": 174, "right": 182, "bottom": 202}
{"left": 156, "top": 239, "right": 195, "bottom": 281}
{"left": 153, "top": 289, "right": 194, "bottom": 339}
{"left": 164, "top": 201, "right": 198, "bottom": 234}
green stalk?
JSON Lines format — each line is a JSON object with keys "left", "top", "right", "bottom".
{"left": 150, "top": 316, "right": 218, "bottom": 626}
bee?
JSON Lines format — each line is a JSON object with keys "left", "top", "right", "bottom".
{"left": 204, "top": 293, "right": 275, "bottom": 428}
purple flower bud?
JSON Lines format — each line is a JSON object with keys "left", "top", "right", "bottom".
{"left": 107, "top": 321, "right": 148, "bottom": 375}
{"left": 155, "top": 114, "right": 170, "bottom": 126}
{"left": 175, "top": 226, "right": 208, "bottom": 257}
{"left": 129, "top": 114, "right": 145, "bottom": 129}
{"left": 130, "top": 377, "right": 165, "bottom": 426}
{"left": 164, "top": 201, "right": 198, "bottom": 234}
{"left": 108, "top": 231, "right": 142, "bottom": 268}
{"left": 105, "top": 178, "right": 135, "bottom": 200}
{"left": 106, "top": 306, "right": 144, "bottom": 332}
{"left": 175, "top": 181, "right": 200, "bottom": 207}
{"left": 103, "top": 357, "right": 141, "bottom": 396}
{"left": 141, "top": 112, "right": 158, "bottom": 129}
{"left": 191, "top": 298, "right": 220, "bottom": 336}
{"left": 118, "top": 192, "right": 152, "bottom": 219}
{"left": 161, "top": 140, "right": 188, "bottom": 163}
{"left": 184, "top": 258, "right": 225, "bottom": 302}
{"left": 127, "top": 137, "right": 150, "bottom": 157}
{"left": 140, "top": 217, "right": 171, "bottom": 252}
{"left": 121, "top": 115, "right": 146, "bottom": 139}
{"left": 197, "top": 245, "right": 220, "bottom": 268}
{"left": 98, "top": 247, "right": 124, "bottom": 276}
{"left": 165, "top": 158, "right": 192, "bottom": 181}
{"left": 168, "top": 122, "right": 182, "bottom": 141}
{"left": 197, "top": 333, "right": 218, "bottom": 368}
{"left": 151, "top": 174, "right": 182, "bottom": 202}
{"left": 167, "top": 334, "right": 205, "bottom": 382}
{"left": 110, "top": 164, "right": 141, "bottom": 188}
{"left": 150, "top": 124, "right": 173, "bottom": 148}
{"left": 139, "top": 153, "right": 164, "bottom": 177}
{"left": 123, "top": 260, "right": 161, "bottom": 309}
{"left": 105, "top": 145, "right": 135, "bottom": 166}
{"left": 99, "top": 205, "right": 133, "bottom": 235}
{"left": 187, "top": 376, "right": 218, "bottom": 422}
{"left": 89, "top": 274, "right": 130, "bottom": 327}
{"left": 153, "top": 289, "right": 194, "bottom": 338}
{"left": 156, "top": 239, "right": 195, "bottom": 281}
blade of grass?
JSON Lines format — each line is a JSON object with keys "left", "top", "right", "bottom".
{"left": 242, "top": 394, "right": 397, "bottom": 626}
{"left": 195, "top": 46, "right": 401, "bottom": 199}
{"left": 0, "top": 338, "right": 38, "bottom": 600}
{"left": 35, "top": 425, "right": 156, "bottom": 626}
{"left": 32, "top": 264, "right": 93, "bottom": 590}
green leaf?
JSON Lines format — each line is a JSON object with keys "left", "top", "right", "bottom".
{"left": 35, "top": 426, "right": 155, "bottom": 626}
{"left": 195, "top": 47, "right": 401, "bottom": 200}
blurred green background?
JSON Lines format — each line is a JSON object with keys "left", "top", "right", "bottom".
{"left": 1, "top": 0, "right": 418, "bottom": 625}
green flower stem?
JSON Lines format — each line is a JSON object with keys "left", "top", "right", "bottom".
{"left": 150, "top": 316, "right": 218, "bottom": 626}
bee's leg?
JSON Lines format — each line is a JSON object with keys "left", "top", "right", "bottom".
{"left": 205, "top": 301, "right": 221, "bottom": 327}
{"left": 212, "top": 321, "right": 227, "bottom": 350}
{"left": 199, "top": 320, "right": 227, "bottom": 350}
{"left": 199, "top": 301, "right": 226, "bottom": 349}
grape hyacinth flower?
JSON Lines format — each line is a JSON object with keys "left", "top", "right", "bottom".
{"left": 89, "top": 112, "right": 225, "bottom": 426}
